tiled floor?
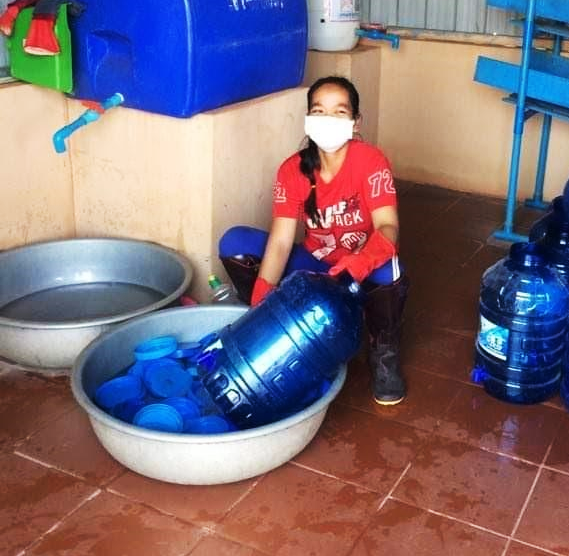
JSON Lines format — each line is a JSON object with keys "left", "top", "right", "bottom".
{"left": 2, "top": 182, "right": 569, "bottom": 555}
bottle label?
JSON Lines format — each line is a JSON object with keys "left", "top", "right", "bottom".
{"left": 477, "top": 315, "right": 508, "bottom": 360}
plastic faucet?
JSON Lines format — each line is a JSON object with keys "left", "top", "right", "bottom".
{"left": 52, "top": 92, "right": 125, "bottom": 154}
{"left": 356, "top": 27, "right": 400, "bottom": 49}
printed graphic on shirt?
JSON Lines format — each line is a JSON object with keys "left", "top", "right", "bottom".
{"left": 368, "top": 169, "right": 395, "bottom": 198}
{"left": 339, "top": 230, "right": 367, "bottom": 251}
{"left": 310, "top": 233, "right": 337, "bottom": 260}
{"left": 273, "top": 181, "right": 287, "bottom": 204}
{"left": 307, "top": 194, "right": 364, "bottom": 229}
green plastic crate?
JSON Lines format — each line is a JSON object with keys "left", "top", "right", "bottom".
{"left": 7, "top": 6, "right": 72, "bottom": 93}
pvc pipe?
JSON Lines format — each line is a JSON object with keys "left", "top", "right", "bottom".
{"left": 53, "top": 93, "right": 125, "bottom": 154}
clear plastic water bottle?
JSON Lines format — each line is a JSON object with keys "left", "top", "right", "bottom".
{"left": 472, "top": 242, "right": 569, "bottom": 404}
{"left": 208, "top": 274, "right": 241, "bottom": 304}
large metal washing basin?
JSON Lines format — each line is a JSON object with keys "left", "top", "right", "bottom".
{"left": 0, "top": 238, "right": 192, "bottom": 368}
{"left": 72, "top": 306, "right": 346, "bottom": 485}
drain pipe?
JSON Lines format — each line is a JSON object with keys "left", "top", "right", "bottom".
{"left": 53, "top": 92, "right": 125, "bottom": 154}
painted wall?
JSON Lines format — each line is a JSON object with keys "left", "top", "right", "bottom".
{"left": 377, "top": 39, "right": 569, "bottom": 201}
{"left": 67, "top": 88, "right": 307, "bottom": 301}
{"left": 0, "top": 83, "right": 306, "bottom": 300}
{"left": 3, "top": 39, "right": 569, "bottom": 297}
{"left": 0, "top": 83, "right": 73, "bottom": 250}
{"left": 306, "top": 42, "right": 569, "bottom": 202}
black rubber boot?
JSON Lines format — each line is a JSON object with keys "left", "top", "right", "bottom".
{"left": 220, "top": 255, "right": 261, "bottom": 305}
{"left": 364, "top": 275, "right": 410, "bottom": 405}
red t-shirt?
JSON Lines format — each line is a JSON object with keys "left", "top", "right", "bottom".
{"left": 272, "top": 140, "right": 397, "bottom": 265}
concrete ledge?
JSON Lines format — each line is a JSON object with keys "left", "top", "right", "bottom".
{"left": 67, "top": 87, "right": 307, "bottom": 301}
{"left": 1, "top": 83, "right": 307, "bottom": 301}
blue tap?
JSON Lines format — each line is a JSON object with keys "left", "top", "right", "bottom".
{"left": 53, "top": 93, "right": 125, "bottom": 154}
{"left": 356, "top": 28, "right": 400, "bottom": 49}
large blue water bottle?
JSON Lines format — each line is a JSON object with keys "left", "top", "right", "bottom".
{"left": 529, "top": 181, "right": 569, "bottom": 287}
{"left": 472, "top": 242, "right": 569, "bottom": 404}
{"left": 197, "top": 270, "right": 364, "bottom": 428}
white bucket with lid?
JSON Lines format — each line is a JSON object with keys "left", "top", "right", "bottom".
{"left": 308, "top": 0, "right": 361, "bottom": 52}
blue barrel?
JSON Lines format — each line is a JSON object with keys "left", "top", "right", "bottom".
{"left": 198, "top": 271, "right": 364, "bottom": 428}
{"left": 529, "top": 185, "right": 569, "bottom": 287}
{"left": 68, "top": 0, "right": 307, "bottom": 117}
{"left": 472, "top": 242, "right": 569, "bottom": 404}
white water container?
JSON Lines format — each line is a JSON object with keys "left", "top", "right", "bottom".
{"left": 308, "top": 0, "right": 360, "bottom": 52}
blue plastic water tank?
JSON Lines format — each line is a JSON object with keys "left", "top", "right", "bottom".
{"left": 472, "top": 242, "right": 569, "bottom": 404}
{"left": 68, "top": 0, "right": 307, "bottom": 117}
{"left": 198, "top": 270, "right": 364, "bottom": 428}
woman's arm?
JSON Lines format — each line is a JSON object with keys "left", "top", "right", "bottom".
{"left": 371, "top": 204, "right": 399, "bottom": 245}
{"left": 258, "top": 216, "right": 298, "bottom": 286}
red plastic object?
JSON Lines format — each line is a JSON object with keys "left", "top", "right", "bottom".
{"left": 180, "top": 295, "right": 198, "bottom": 306}
{"left": 24, "top": 15, "right": 60, "bottom": 55}
{"left": 80, "top": 100, "right": 105, "bottom": 114}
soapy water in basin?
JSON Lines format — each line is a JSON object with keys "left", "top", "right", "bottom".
{"left": 0, "top": 282, "right": 163, "bottom": 322}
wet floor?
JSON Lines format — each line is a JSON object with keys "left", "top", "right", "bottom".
{"left": 1, "top": 182, "right": 568, "bottom": 555}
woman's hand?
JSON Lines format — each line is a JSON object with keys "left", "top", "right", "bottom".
{"left": 251, "top": 276, "right": 275, "bottom": 306}
{"left": 329, "top": 205, "right": 399, "bottom": 283}
{"left": 253, "top": 217, "right": 297, "bottom": 305}
{"left": 329, "top": 230, "right": 396, "bottom": 283}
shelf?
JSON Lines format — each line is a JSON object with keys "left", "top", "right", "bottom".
{"left": 475, "top": 49, "right": 569, "bottom": 110}
{"left": 477, "top": 0, "right": 569, "bottom": 242}
{"left": 511, "top": 17, "right": 569, "bottom": 38}
{"left": 488, "top": 0, "right": 569, "bottom": 25}
{"left": 502, "top": 94, "right": 569, "bottom": 122}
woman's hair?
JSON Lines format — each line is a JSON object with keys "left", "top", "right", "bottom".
{"left": 300, "top": 76, "right": 360, "bottom": 228}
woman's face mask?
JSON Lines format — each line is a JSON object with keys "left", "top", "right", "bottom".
{"left": 304, "top": 115, "right": 355, "bottom": 153}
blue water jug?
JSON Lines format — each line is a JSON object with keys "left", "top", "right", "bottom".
{"left": 529, "top": 180, "right": 569, "bottom": 286}
{"left": 472, "top": 242, "right": 569, "bottom": 404}
{"left": 198, "top": 270, "right": 364, "bottom": 428}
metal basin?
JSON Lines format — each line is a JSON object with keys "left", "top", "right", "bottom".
{"left": 0, "top": 238, "right": 192, "bottom": 368}
{"left": 71, "top": 306, "right": 346, "bottom": 485}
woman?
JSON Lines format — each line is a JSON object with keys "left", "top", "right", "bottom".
{"left": 218, "top": 76, "right": 409, "bottom": 406}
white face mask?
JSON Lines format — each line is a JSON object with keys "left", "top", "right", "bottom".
{"left": 304, "top": 115, "right": 355, "bottom": 153}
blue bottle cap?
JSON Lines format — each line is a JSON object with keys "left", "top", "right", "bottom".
{"left": 185, "top": 387, "right": 204, "bottom": 407}
{"left": 134, "top": 336, "right": 178, "bottom": 361}
{"left": 143, "top": 359, "right": 191, "bottom": 398}
{"left": 184, "top": 415, "right": 231, "bottom": 434}
{"left": 95, "top": 375, "right": 145, "bottom": 411}
{"left": 171, "top": 341, "right": 202, "bottom": 360}
{"left": 127, "top": 361, "right": 146, "bottom": 377}
{"left": 163, "top": 396, "right": 201, "bottom": 421}
{"left": 196, "top": 350, "right": 218, "bottom": 373}
{"left": 471, "top": 367, "right": 487, "bottom": 384}
{"left": 133, "top": 403, "right": 184, "bottom": 433}
{"left": 185, "top": 363, "right": 200, "bottom": 377}
{"left": 112, "top": 398, "right": 146, "bottom": 423}
{"left": 190, "top": 384, "right": 220, "bottom": 414}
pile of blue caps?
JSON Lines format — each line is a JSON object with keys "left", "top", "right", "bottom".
{"left": 94, "top": 335, "right": 234, "bottom": 434}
